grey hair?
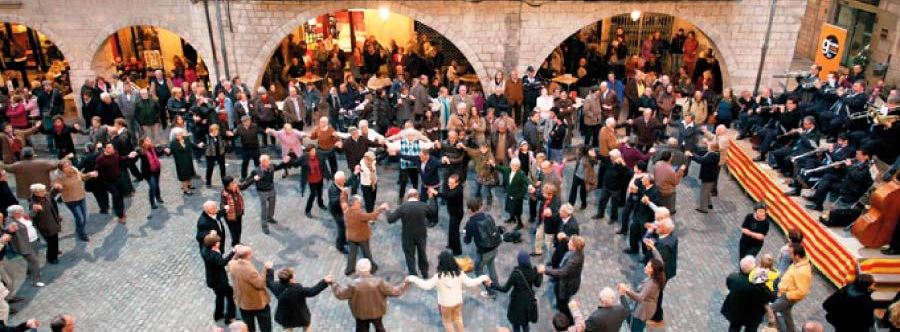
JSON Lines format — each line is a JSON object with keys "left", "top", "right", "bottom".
{"left": 605, "top": 117, "right": 616, "bottom": 127}
{"left": 406, "top": 188, "right": 419, "bottom": 199}
{"left": 349, "top": 195, "right": 363, "bottom": 206}
{"left": 356, "top": 258, "right": 372, "bottom": 273}
{"left": 510, "top": 158, "right": 521, "bottom": 167}
{"left": 740, "top": 256, "right": 757, "bottom": 274}
{"left": 6, "top": 205, "right": 24, "bottom": 216}
{"left": 559, "top": 203, "right": 574, "bottom": 215}
{"left": 599, "top": 287, "right": 618, "bottom": 306}
{"left": 334, "top": 171, "right": 346, "bottom": 181}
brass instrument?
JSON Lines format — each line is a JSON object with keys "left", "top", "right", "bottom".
{"left": 791, "top": 147, "right": 828, "bottom": 163}
{"left": 801, "top": 161, "right": 844, "bottom": 177}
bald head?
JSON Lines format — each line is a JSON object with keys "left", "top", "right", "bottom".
{"left": 801, "top": 321, "right": 824, "bottom": 332}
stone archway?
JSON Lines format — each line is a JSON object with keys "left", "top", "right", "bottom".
{"left": 244, "top": 1, "right": 490, "bottom": 91}
{"left": 529, "top": 5, "right": 735, "bottom": 89}
{"left": 78, "top": 17, "right": 216, "bottom": 84}
{"left": 0, "top": 14, "right": 76, "bottom": 75}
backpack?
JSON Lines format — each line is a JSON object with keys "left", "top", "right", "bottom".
{"left": 475, "top": 214, "right": 502, "bottom": 250}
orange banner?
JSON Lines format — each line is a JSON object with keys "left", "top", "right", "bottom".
{"left": 814, "top": 23, "right": 848, "bottom": 80}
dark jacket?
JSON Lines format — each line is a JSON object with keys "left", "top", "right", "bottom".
{"left": 434, "top": 185, "right": 464, "bottom": 217}
{"left": 400, "top": 155, "right": 442, "bottom": 187}
{"left": 328, "top": 183, "right": 348, "bottom": 216}
{"left": 551, "top": 217, "right": 581, "bottom": 268}
{"left": 340, "top": 136, "right": 377, "bottom": 170}
{"left": 720, "top": 271, "right": 773, "bottom": 327}
{"left": 633, "top": 185, "right": 661, "bottom": 224}
{"left": 233, "top": 123, "right": 261, "bottom": 150}
{"left": 823, "top": 281, "right": 876, "bottom": 332}
{"left": 463, "top": 211, "right": 498, "bottom": 253}
{"left": 387, "top": 200, "right": 434, "bottom": 241}
{"left": 196, "top": 212, "right": 226, "bottom": 249}
{"left": 491, "top": 265, "right": 543, "bottom": 325}
{"left": 692, "top": 151, "right": 720, "bottom": 183}
{"left": 29, "top": 194, "right": 62, "bottom": 237}
{"left": 296, "top": 153, "right": 331, "bottom": 187}
{"left": 201, "top": 246, "right": 234, "bottom": 288}
{"left": 674, "top": 122, "right": 701, "bottom": 152}
{"left": 496, "top": 165, "right": 531, "bottom": 200}
{"left": 603, "top": 162, "right": 632, "bottom": 191}
{"left": 584, "top": 305, "right": 629, "bottom": 332}
{"left": 545, "top": 250, "right": 584, "bottom": 298}
{"left": 266, "top": 269, "right": 329, "bottom": 328}
{"left": 653, "top": 234, "right": 679, "bottom": 279}
{"left": 135, "top": 98, "right": 160, "bottom": 125}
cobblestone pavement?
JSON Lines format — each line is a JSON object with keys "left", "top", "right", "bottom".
{"left": 5, "top": 148, "right": 834, "bottom": 331}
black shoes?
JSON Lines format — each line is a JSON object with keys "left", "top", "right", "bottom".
{"left": 591, "top": 214, "right": 603, "bottom": 220}
{"left": 695, "top": 209, "right": 708, "bottom": 214}
{"left": 806, "top": 204, "right": 823, "bottom": 211}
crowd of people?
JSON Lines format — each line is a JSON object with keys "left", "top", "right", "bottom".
{"left": 0, "top": 22, "right": 896, "bottom": 332}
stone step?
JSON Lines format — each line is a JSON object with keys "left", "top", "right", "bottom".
{"left": 874, "top": 274, "right": 900, "bottom": 285}
{"left": 873, "top": 290, "right": 897, "bottom": 303}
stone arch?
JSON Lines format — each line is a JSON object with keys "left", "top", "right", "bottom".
{"left": 0, "top": 13, "right": 77, "bottom": 74}
{"left": 530, "top": 6, "right": 734, "bottom": 88}
{"left": 245, "top": 1, "right": 490, "bottom": 90}
{"left": 80, "top": 17, "right": 215, "bottom": 80}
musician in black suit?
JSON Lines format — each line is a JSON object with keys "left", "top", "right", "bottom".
{"left": 387, "top": 189, "right": 435, "bottom": 278}
{"left": 787, "top": 133, "right": 854, "bottom": 197}
{"left": 196, "top": 200, "right": 227, "bottom": 250}
{"left": 755, "top": 97, "right": 803, "bottom": 162}
{"left": 771, "top": 116, "right": 822, "bottom": 176}
{"left": 200, "top": 232, "right": 237, "bottom": 322}
{"left": 807, "top": 148, "right": 873, "bottom": 211}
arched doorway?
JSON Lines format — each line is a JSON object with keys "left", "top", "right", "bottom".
{"left": 90, "top": 26, "right": 211, "bottom": 91}
{"left": 258, "top": 8, "right": 481, "bottom": 98}
{"left": 538, "top": 12, "right": 728, "bottom": 97}
{"left": 1, "top": 22, "right": 71, "bottom": 92}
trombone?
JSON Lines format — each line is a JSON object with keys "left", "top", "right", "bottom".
{"left": 801, "top": 161, "right": 843, "bottom": 177}
{"left": 790, "top": 147, "right": 828, "bottom": 163}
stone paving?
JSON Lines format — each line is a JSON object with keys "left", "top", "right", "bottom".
{"left": 4, "top": 147, "right": 834, "bottom": 331}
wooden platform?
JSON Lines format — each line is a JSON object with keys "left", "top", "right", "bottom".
{"left": 727, "top": 136, "right": 900, "bottom": 290}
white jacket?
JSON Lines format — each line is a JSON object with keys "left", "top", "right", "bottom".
{"left": 409, "top": 273, "right": 488, "bottom": 307}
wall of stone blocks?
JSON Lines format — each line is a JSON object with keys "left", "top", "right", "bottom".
{"left": 3, "top": 0, "right": 809, "bottom": 107}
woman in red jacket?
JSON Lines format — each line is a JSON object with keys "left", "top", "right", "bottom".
{"left": 5, "top": 94, "right": 29, "bottom": 129}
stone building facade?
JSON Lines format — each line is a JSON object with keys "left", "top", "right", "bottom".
{"left": 795, "top": 0, "right": 900, "bottom": 87}
{"left": 3, "top": 0, "right": 809, "bottom": 101}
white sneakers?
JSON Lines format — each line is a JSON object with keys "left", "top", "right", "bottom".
{"left": 34, "top": 282, "right": 45, "bottom": 287}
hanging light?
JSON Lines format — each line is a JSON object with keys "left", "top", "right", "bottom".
{"left": 630, "top": 10, "right": 641, "bottom": 22}
{"left": 379, "top": 7, "right": 390, "bottom": 21}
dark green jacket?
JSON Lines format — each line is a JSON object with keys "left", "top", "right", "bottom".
{"left": 135, "top": 98, "right": 160, "bottom": 126}
{"left": 496, "top": 165, "right": 531, "bottom": 199}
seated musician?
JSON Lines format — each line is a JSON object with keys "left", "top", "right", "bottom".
{"left": 824, "top": 81, "right": 868, "bottom": 140}
{"left": 736, "top": 88, "right": 768, "bottom": 140}
{"left": 755, "top": 97, "right": 803, "bottom": 163}
{"left": 806, "top": 147, "right": 873, "bottom": 212}
{"left": 795, "top": 64, "right": 821, "bottom": 105}
{"left": 787, "top": 133, "right": 855, "bottom": 197}
{"left": 770, "top": 115, "right": 821, "bottom": 176}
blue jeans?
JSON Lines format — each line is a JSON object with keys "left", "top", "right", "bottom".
{"left": 65, "top": 200, "right": 88, "bottom": 238}
{"left": 475, "top": 249, "right": 498, "bottom": 295}
{"left": 147, "top": 174, "right": 161, "bottom": 207}
{"left": 547, "top": 147, "right": 563, "bottom": 163}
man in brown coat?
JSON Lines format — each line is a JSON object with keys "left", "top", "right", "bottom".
{"left": 333, "top": 258, "right": 409, "bottom": 331}
{"left": 229, "top": 245, "right": 272, "bottom": 332}
{"left": 281, "top": 86, "right": 306, "bottom": 129}
{"left": 598, "top": 118, "right": 620, "bottom": 188}
{"left": 652, "top": 150, "right": 686, "bottom": 212}
{"left": 343, "top": 194, "right": 390, "bottom": 276}
{"left": 505, "top": 70, "right": 524, "bottom": 125}
{"left": 0, "top": 122, "right": 41, "bottom": 164}
{"left": 2, "top": 147, "right": 67, "bottom": 199}
{"left": 582, "top": 87, "right": 602, "bottom": 147}
{"left": 627, "top": 108, "right": 667, "bottom": 152}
